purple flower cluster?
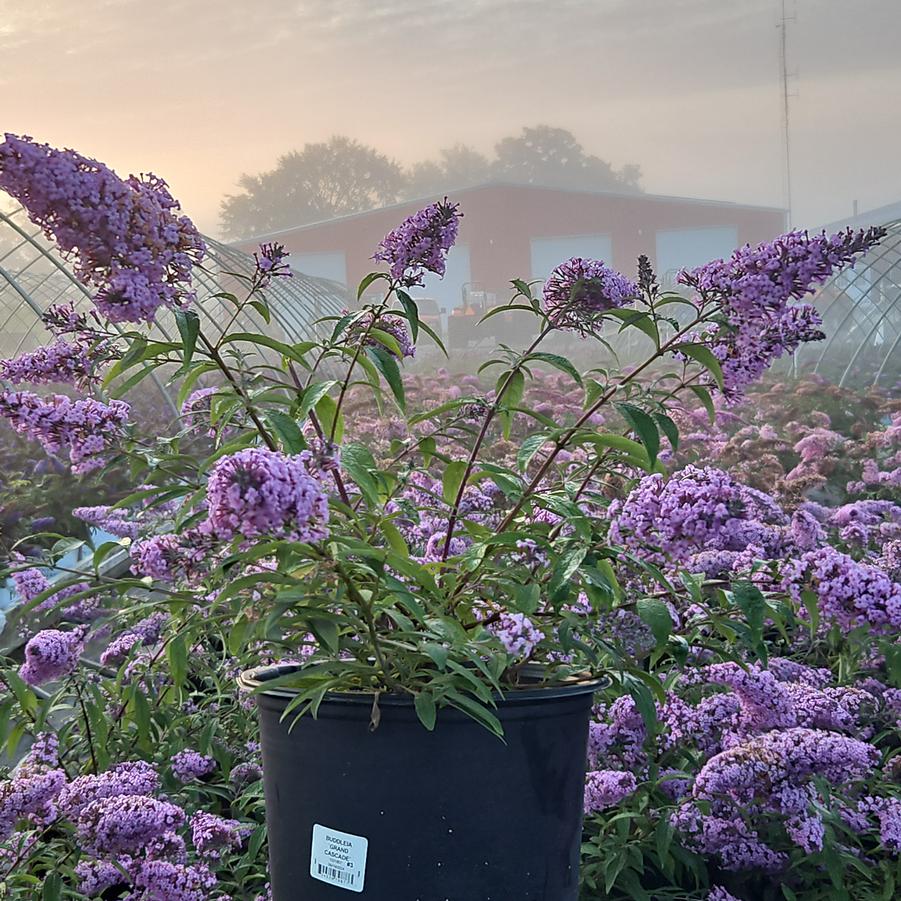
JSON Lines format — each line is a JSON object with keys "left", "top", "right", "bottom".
{"left": 678, "top": 228, "right": 885, "bottom": 398}
{"left": 0, "top": 134, "right": 205, "bottom": 322}
{"left": 180, "top": 386, "right": 220, "bottom": 438}
{"left": 11, "top": 566, "right": 91, "bottom": 618}
{"left": 19, "top": 627, "right": 86, "bottom": 685}
{"left": 170, "top": 749, "right": 215, "bottom": 784}
{"left": 205, "top": 448, "right": 329, "bottom": 542}
{"left": 608, "top": 465, "right": 786, "bottom": 568}
{"left": 487, "top": 612, "right": 545, "bottom": 659}
{"left": 786, "top": 546, "right": 901, "bottom": 633}
{"left": 0, "top": 389, "right": 129, "bottom": 473}
{"left": 0, "top": 339, "right": 95, "bottom": 387}
{"left": 672, "top": 727, "right": 879, "bottom": 870}
{"left": 100, "top": 614, "right": 168, "bottom": 666}
{"left": 372, "top": 198, "right": 461, "bottom": 286}
{"left": 254, "top": 242, "right": 292, "bottom": 284}
{"left": 58, "top": 761, "right": 160, "bottom": 818}
{"left": 542, "top": 257, "right": 636, "bottom": 334}
{"left": 130, "top": 525, "right": 218, "bottom": 585}
{"left": 78, "top": 795, "right": 186, "bottom": 856}
{"left": 190, "top": 811, "right": 248, "bottom": 858}
{"left": 73, "top": 503, "right": 140, "bottom": 539}
{"left": 349, "top": 310, "right": 415, "bottom": 359}
{"left": 131, "top": 860, "right": 217, "bottom": 901}
{"left": 583, "top": 769, "right": 637, "bottom": 813}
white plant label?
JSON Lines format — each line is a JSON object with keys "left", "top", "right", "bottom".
{"left": 310, "top": 823, "right": 368, "bottom": 893}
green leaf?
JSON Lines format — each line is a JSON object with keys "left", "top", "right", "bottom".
{"left": 549, "top": 546, "right": 588, "bottom": 598}
{"left": 42, "top": 871, "right": 62, "bottom": 901}
{"left": 396, "top": 289, "right": 420, "bottom": 343}
{"left": 607, "top": 308, "right": 660, "bottom": 347}
{"left": 298, "top": 381, "right": 337, "bottom": 419}
{"left": 445, "top": 690, "right": 503, "bottom": 738}
{"left": 174, "top": 309, "right": 200, "bottom": 372}
{"left": 414, "top": 692, "right": 437, "bottom": 731}
{"left": 580, "top": 432, "right": 650, "bottom": 470}
{"left": 249, "top": 298, "right": 271, "bottom": 324}
{"left": 175, "top": 361, "right": 218, "bottom": 408}
{"left": 497, "top": 369, "right": 525, "bottom": 410}
{"left": 689, "top": 384, "right": 716, "bottom": 422}
{"left": 636, "top": 597, "right": 673, "bottom": 646}
{"left": 616, "top": 402, "right": 661, "bottom": 467}
{"left": 167, "top": 635, "right": 188, "bottom": 689}
{"left": 381, "top": 521, "right": 410, "bottom": 557}
{"left": 673, "top": 342, "right": 725, "bottom": 391}
{"left": 653, "top": 412, "right": 679, "bottom": 452}
{"left": 266, "top": 411, "right": 307, "bottom": 454}
{"left": 342, "top": 443, "right": 380, "bottom": 506}
{"left": 442, "top": 460, "right": 468, "bottom": 506}
{"left": 525, "top": 352, "right": 583, "bottom": 385}
{"left": 366, "top": 345, "right": 405, "bottom": 411}
{"left": 315, "top": 394, "right": 344, "bottom": 443}
{"left": 801, "top": 588, "right": 820, "bottom": 635}
{"left": 220, "top": 332, "right": 310, "bottom": 365}
{"left": 516, "top": 434, "right": 549, "bottom": 472}
{"left": 357, "top": 271, "right": 387, "bottom": 301}
{"left": 512, "top": 582, "right": 540, "bottom": 615}
{"left": 423, "top": 643, "right": 449, "bottom": 670}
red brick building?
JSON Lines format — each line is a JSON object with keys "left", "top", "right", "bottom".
{"left": 234, "top": 182, "right": 785, "bottom": 346}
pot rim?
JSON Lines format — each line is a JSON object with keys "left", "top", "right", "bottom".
{"left": 237, "top": 662, "right": 607, "bottom": 705}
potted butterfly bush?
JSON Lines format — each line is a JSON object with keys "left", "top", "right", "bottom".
{"left": 0, "top": 133, "right": 885, "bottom": 900}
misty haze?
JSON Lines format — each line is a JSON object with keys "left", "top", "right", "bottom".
{"left": 0, "top": 2, "right": 899, "bottom": 900}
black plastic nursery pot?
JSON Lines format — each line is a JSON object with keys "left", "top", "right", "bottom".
{"left": 239, "top": 664, "right": 602, "bottom": 901}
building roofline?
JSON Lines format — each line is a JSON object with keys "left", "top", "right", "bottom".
{"left": 821, "top": 199, "right": 901, "bottom": 231}
{"left": 231, "top": 180, "right": 787, "bottom": 244}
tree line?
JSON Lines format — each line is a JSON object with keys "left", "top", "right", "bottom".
{"left": 219, "top": 126, "right": 642, "bottom": 239}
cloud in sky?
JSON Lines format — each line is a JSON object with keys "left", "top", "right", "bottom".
{"left": 3, "top": 0, "right": 900, "bottom": 234}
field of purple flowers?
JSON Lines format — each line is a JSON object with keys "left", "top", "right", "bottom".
{"left": 0, "top": 132, "right": 899, "bottom": 900}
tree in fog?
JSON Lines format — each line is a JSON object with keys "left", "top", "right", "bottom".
{"left": 220, "top": 127, "right": 641, "bottom": 237}
{"left": 405, "top": 144, "right": 493, "bottom": 198}
{"left": 493, "top": 126, "right": 641, "bottom": 192}
{"left": 220, "top": 136, "right": 405, "bottom": 238}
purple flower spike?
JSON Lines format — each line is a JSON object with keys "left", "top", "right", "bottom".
{"left": 19, "top": 627, "right": 86, "bottom": 685}
{"left": 373, "top": 199, "right": 461, "bottom": 287}
{"left": 543, "top": 257, "right": 636, "bottom": 334}
{"left": 0, "top": 133, "right": 205, "bottom": 323}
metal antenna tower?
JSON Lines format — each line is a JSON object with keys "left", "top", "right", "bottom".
{"left": 778, "top": 0, "right": 795, "bottom": 226}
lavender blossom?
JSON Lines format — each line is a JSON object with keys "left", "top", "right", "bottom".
{"left": 205, "top": 448, "right": 330, "bottom": 542}
{"left": 77, "top": 795, "right": 186, "bottom": 856}
{"left": 0, "top": 768, "right": 66, "bottom": 840}
{"left": 191, "top": 811, "right": 249, "bottom": 858}
{"left": 542, "top": 257, "right": 636, "bottom": 334}
{"left": 254, "top": 242, "right": 292, "bottom": 283}
{"left": 348, "top": 310, "right": 415, "bottom": 359}
{"left": 74, "top": 859, "right": 131, "bottom": 897}
{"left": 678, "top": 228, "right": 885, "bottom": 399}
{"left": 19, "top": 627, "right": 86, "bottom": 685}
{"left": 372, "top": 198, "right": 461, "bottom": 286}
{"left": 170, "top": 749, "right": 215, "bottom": 783}
{"left": 0, "top": 339, "right": 95, "bottom": 387}
{"left": 0, "top": 389, "right": 129, "bottom": 474}
{"left": 0, "top": 134, "right": 205, "bottom": 322}
{"left": 488, "top": 612, "right": 544, "bottom": 659}
{"left": 58, "top": 761, "right": 159, "bottom": 818}
{"left": 583, "top": 770, "right": 637, "bottom": 813}
{"left": 131, "top": 860, "right": 217, "bottom": 901}
{"left": 786, "top": 546, "right": 901, "bottom": 633}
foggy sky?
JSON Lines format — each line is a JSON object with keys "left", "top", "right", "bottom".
{"left": 2, "top": 0, "right": 899, "bottom": 236}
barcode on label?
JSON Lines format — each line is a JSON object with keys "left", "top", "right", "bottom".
{"left": 310, "top": 823, "right": 368, "bottom": 893}
{"left": 317, "top": 863, "right": 355, "bottom": 885}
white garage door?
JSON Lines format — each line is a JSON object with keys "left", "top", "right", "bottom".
{"left": 655, "top": 227, "right": 738, "bottom": 289}
{"left": 530, "top": 234, "right": 614, "bottom": 282}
